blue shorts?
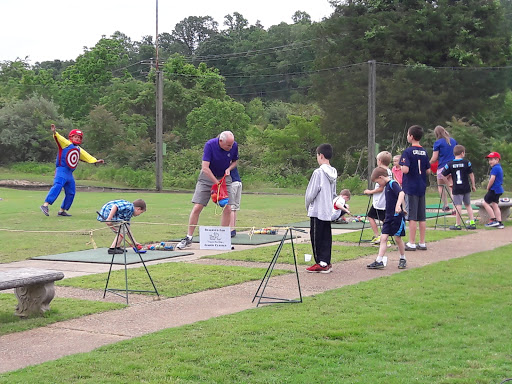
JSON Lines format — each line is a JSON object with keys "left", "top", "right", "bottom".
{"left": 382, "top": 213, "right": 406, "bottom": 237}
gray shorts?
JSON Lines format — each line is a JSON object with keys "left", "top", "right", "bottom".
{"left": 405, "top": 194, "right": 426, "bottom": 221}
{"left": 192, "top": 172, "right": 233, "bottom": 206}
{"left": 453, "top": 192, "right": 471, "bottom": 206}
{"left": 230, "top": 181, "right": 242, "bottom": 211}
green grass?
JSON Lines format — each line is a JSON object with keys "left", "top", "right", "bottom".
{"left": 57, "top": 263, "right": 291, "bottom": 297}
{"left": 2, "top": 244, "right": 511, "bottom": 383}
{"left": 0, "top": 295, "right": 125, "bottom": 336}
{"left": 202, "top": 242, "right": 377, "bottom": 264}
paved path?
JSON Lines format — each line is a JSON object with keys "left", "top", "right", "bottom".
{"left": 0, "top": 227, "right": 510, "bottom": 373}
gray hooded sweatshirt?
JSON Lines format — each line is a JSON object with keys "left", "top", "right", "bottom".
{"left": 305, "top": 163, "right": 338, "bottom": 221}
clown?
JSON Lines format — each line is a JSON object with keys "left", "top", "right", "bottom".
{"left": 40, "top": 124, "right": 104, "bottom": 217}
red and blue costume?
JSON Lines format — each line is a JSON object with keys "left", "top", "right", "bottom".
{"left": 44, "top": 130, "right": 99, "bottom": 211}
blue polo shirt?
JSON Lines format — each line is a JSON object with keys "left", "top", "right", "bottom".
{"left": 203, "top": 138, "right": 239, "bottom": 178}
{"left": 400, "top": 145, "right": 430, "bottom": 196}
{"left": 433, "top": 137, "right": 457, "bottom": 168}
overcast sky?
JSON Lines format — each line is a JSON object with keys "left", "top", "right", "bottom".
{"left": 1, "top": 0, "right": 334, "bottom": 64}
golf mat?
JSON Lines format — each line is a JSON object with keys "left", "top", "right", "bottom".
{"left": 426, "top": 204, "right": 479, "bottom": 210}
{"left": 170, "top": 233, "right": 297, "bottom": 245}
{"left": 279, "top": 221, "right": 367, "bottom": 230}
{"left": 31, "top": 248, "right": 193, "bottom": 265}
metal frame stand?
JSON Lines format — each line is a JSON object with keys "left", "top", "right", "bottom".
{"left": 102, "top": 220, "right": 160, "bottom": 304}
{"left": 252, "top": 227, "right": 303, "bottom": 307}
{"left": 434, "top": 184, "right": 468, "bottom": 230}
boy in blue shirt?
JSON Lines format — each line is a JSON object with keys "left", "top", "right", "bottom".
{"left": 366, "top": 167, "right": 407, "bottom": 269}
{"left": 97, "top": 199, "right": 146, "bottom": 254}
{"left": 400, "top": 125, "right": 431, "bottom": 251}
{"left": 482, "top": 152, "right": 505, "bottom": 229}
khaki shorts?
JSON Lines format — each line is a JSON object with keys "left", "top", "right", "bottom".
{"left": 192, "top": 172, "right": 233, "bottom": 206}
{"left": 230, "top": 181, "right": 242, "bottom": 211}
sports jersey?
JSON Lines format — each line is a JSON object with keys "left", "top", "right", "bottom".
{"left": 202, "top": 138, "right": 239, "bottom": 178}
{"left": 384, "top": 179, "right": 403, "bottom": 220}
{"left": 400, "top": 145, "right": 430, "bottom": 196}
{"left": 441, "top": 158, "right": 473, "bottom": 195}
{"left": 489, "top": 163, "right": 504, "bottom": 194}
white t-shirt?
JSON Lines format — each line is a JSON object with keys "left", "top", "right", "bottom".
{"left": 372, "top": 168, "right": 393, "bottom": 210}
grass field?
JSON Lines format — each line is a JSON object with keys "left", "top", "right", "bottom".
{"left": 0, "top": 186, "right": 486, "bottom": 263}
{"left": 0, "top": 295, "right": 124, "bottom": 336}
{"left": 1, "top": 244, "right": 511, "bottom": 383}
{"left": 57, "top": 263, "right": 291, "bottom": 297}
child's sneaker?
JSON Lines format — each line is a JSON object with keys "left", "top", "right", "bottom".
{"left": 371, "top": 235, "right": 380, "bottom": 244}
{"left": 467, "top": 223, "right": 477, "bottom": 230}
{"left": 449, "top": 225, "right": 461, "bottom": 230}
{"left": 404, "top": 242, "right": 416, "bottom": 251}
{"left": 367, "top": 261, "right": 384, "bottom": 269}
{"left": 306, "top": 264, "right": 332, "bottom": 273}
{"left": 176, "top": 236, "right": 193, "bottom": 249}
{"left": 398, "top": 258, "right": 407, "bottom": 269}
{"left": 40, "top": 205, "right": 49, "bottom": 216}
{"left": 485, "top": 221, "right": 500, "bottom": 227}
{"left": 497, "top": 222, "right": 505, "bottom": 229}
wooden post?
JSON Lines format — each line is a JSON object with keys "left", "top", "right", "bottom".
{"left": 367, "top": 60, "right": 376, "bottom": 188}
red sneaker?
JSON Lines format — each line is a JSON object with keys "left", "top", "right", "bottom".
{"left": 306, "top": 264, "right": 332, "bottom": 274}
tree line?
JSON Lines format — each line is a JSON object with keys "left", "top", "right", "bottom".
{"left": 1, "top": 0, "right": 512, "bottom": 190}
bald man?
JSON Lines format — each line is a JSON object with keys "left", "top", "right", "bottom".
{"left": 176, "top": 131, "right": 239, "bottom": 249}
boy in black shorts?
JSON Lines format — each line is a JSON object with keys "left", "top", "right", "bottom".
{"left": 441, "top": 145, "right": 477, "bottom": 230}
{"left": 367, "top": 167, "right": 407, "bottom": 270}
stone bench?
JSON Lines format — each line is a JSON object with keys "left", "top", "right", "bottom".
{"left": 0, "top": 268, "right": 64, "bottom": 318}
{"left": 474, "top": 199, "right": 512, "bottom": 224}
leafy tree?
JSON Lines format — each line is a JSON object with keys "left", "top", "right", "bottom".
{"left": 171, "top": 16, "right": 219, "bottom": 55}
{"left": 0, "top": 95, "right": 71, "bottom": 164}
{"left": 56, "top": 37, "right": 129, "bottom": 120}
{"left": 186, "top": 97, "right": 250, "bottom": 144}
{"left": 313, "top": 0, "right": 512, "bottom": 162}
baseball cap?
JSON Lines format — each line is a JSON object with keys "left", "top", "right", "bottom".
{"left": 485, "top": 152, "right": 501, "bottom": 159}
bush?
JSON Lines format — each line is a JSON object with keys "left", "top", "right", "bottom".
{"left": 338, "top": 174, "right": 366, "bottom": 195}
{"left": 10, "top": 162, "right": 54, "bottom": 175}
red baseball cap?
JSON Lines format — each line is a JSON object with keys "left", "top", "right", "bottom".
{"left": 485, "top": 152, "right": 501, "bottom": 159}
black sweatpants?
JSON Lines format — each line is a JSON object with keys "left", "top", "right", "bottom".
{"left": 310, "top": 217, "right": 332, "bottom": 265}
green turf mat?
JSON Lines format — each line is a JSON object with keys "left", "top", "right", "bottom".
{"left": 278, "top": 221, "right": 367, "bottom": 230}
{"left": 169, "top": 233, "right": 298, "bottom": 245}
{"left": 31, "top": 248, "right": 193, "bottom": 264}
{"left": 426, "top": 204, "right": 479, "bottom": 210}
{"left": 426, "top": 211, "right": 452, "bottom": 218}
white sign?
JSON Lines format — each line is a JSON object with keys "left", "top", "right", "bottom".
{"left": 199, "top": 226, "right": 231, "bottom": 250}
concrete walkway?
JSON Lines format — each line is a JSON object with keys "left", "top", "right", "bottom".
{"left": 0, "top": 227, "right": 510, "bottom": 373}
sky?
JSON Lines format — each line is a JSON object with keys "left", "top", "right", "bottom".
{"left": 1, "top": 0, "right": 334, "bottom": 64}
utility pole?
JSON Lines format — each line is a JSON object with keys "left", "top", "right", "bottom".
{"left": 155, "top": 0, "right": 163, "bottom": 191}
{"left": 367, "top": 60, "right": 376, "bottom": 188}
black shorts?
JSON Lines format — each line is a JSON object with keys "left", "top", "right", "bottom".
{"left": 382, "top": 213, "right": 406, "bottom": 237}
{"left": 367, "top": 206, "right": 386, "bottom": 221}
{"left": 484, "top": 190, "right": 502, "bottom": 204}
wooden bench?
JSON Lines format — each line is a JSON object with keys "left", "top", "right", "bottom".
{"left": 474, "top": 199, "right": 512, "bottom": 224}
{"left": 0, "top": 268, "right": 64, "bottom": 318}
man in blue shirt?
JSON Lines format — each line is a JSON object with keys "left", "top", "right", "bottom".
{"left": 177, "top": 131, "right": 239, "bottom": 249}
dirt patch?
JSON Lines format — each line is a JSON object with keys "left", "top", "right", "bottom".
{"left": 0, "top": 179, "right": 50, "bottom": 188}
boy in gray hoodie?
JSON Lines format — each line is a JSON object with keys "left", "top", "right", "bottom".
{"left": 305, "top": 143, "right": 338, "bottom": 273}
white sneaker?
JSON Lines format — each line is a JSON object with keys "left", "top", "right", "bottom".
{"left": 176, "top": 237, "right": 192, "bottom": 249}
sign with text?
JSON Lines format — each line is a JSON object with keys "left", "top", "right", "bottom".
{"left": 199, "top": 226, "right": 231, "bottom": 250}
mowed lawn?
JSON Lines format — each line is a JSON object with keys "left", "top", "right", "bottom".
{"left": 1, "top": 244, "right": 511, "bottom": 383}
{"left": 0, "top": 186, "right": 483, "bottom": 263}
